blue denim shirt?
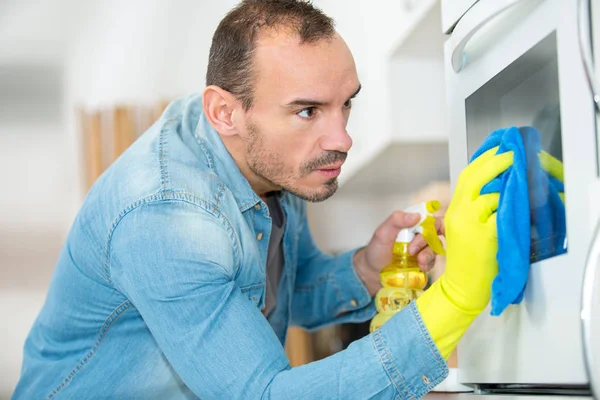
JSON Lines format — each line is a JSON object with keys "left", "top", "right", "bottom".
{"left": 14, "top": 94, "right": 448, "bottom": 399}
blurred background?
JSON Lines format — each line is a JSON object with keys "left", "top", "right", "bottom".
{"left": 0, "top": 0, "right": 450, "bottom": 397}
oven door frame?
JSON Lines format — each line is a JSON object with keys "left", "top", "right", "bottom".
{"left": 445, "top": 0, "right": 596, "bottom": 387}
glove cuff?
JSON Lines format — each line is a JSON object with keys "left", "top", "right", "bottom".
{"left": 415, "top": 279, "right": 482, "bottom": 360}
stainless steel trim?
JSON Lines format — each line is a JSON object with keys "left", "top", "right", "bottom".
{"left": 578, "top": 0, "right": 600, "bottom": 109}
{"left": 581, "top": 217, "right": 600, "bottom": 398}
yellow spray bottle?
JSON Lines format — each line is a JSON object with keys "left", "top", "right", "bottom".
{"left": 370, "top": 200, "right": 446, "bottom": 332}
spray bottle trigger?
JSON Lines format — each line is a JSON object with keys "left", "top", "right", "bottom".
{"left": 420, "top": 216, "right": 446, "bottom": 256}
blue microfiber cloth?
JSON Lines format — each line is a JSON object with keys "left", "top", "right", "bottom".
{"left": 470, "top": 126, "right": 566, "bottom": 316}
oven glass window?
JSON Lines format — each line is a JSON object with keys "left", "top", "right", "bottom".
{"left": 465, "top": 32, "right": 567, "bottom": 263}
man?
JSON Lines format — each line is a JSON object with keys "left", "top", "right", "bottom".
{"left": 14, "top": 1, "right": 512, "bottom": 398}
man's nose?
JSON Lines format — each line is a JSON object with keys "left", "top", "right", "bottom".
{"left": 320, "top": 113, "right": 353, "bottom": 153}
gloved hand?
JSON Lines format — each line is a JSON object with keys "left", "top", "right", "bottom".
{"left": 416, "top": 146, "right": 513, "bottom": 359}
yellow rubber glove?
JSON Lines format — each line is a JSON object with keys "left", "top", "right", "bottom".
{"left": 539, "top": 150, "right": 565, "bottom": 203}
{"left": 416, "top": 146, "right": 513, "bottom": 360}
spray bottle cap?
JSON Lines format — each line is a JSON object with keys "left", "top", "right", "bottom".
{"left": 396, "top": 200, "right": 446, "bottom": 256}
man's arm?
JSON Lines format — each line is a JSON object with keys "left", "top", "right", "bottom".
{"left": 110, "top": 198, "right": 447, "bottom": 399}
{"left": 290, "top": 202, "right": 376, "bottom": 330}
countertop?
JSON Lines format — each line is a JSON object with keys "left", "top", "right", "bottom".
{"left": 425, "top": 394, "right": 593, "bottom": 399}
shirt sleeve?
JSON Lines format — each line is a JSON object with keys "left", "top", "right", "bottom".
{"left": 109, "top": 197, "right": 447, "bottom": 399}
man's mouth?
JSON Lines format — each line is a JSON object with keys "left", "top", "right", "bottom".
{"left": 314, "top": 162, "right": 343, "bottom": 178}
{"left": 316, "top": 162, "right": 344, "bottom": 171}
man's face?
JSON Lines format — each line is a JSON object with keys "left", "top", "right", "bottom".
{"left": 237, "top": 32, "right": 360, "bottom": 202}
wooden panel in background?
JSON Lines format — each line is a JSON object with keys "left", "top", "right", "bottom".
{"left": 113, "top": 106, "right": 136, "bottom": 160}
{"left": 80, "top": 108, "right": 103, "bottom": 192}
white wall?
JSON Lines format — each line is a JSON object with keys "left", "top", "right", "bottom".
{"left": 307, "top": 194, "right": 414, "bottom": 253}
{"left": 66, "top": 0, "right": 238, "bottom": 108}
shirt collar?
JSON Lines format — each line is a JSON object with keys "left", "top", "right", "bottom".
{"left": 193, "top": 106, "right": 263, "bottom": 212}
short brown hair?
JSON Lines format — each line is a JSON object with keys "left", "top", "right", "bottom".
{"left": 206, "top": 0, "right": 335, "bottom": 110}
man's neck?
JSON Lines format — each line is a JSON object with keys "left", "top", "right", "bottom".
{"left": 219, "top": 134, "right": 280, "bottom": 199}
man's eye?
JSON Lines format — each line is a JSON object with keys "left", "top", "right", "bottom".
{"left": 297, "top": 107, "right": 316, "bottom": 119}
{"left": 343, "top": 99, "right": 353, "bottom": 108}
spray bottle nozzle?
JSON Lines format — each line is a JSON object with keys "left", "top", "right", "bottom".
{"left": 396, "top": 200, "right": 446, "bottom": 256}
{"left": 425, "top": 200, "right": 441, "bottom": 214}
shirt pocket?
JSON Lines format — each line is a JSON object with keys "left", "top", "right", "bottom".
{"left": 240, "top": 283, "right": 265, "bottom": 311}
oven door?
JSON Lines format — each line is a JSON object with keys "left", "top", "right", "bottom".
{"left": 441, "top": 0, "right": 479, "bottom": 33}
{"left": 445, "top": 0, "right": 596, "bottom": 388}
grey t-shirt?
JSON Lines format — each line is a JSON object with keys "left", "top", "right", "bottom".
{"left": 263, "top": 193, "right": 285, "bottom": 317}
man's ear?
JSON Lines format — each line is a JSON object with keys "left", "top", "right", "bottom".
{"left": 202, "top": 86, "right": 240, "bottom": 137}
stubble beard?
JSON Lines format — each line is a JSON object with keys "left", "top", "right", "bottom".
{"left": 245, "top": 123, "right": 340, "bottom": 202}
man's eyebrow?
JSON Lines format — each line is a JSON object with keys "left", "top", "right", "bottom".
{"left": 349, "top": 84, "right": 362, "bottom": 100}
{"left": 284, "top": 84, "right": 362, "bottom": 108}
{"left": 284, "top": 98, "right": 328, "bottom": 108}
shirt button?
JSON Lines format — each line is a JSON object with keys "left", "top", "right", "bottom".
{"left": 350, "top": 299, "right": 358, "bottom": 307}
{"left": 256, "top": 232, "right": 263, "bottom": 241}
{"left": 422, "top": 375, "right": 430, "bottom": 385}
{"left": 254, "top": 204, "right": 261, "bottom": 210}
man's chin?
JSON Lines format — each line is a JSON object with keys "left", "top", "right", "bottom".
{"left": 285, "top": 179, "right": 339, "bottom": 203}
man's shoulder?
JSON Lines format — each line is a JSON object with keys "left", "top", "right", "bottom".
{"left": 82, "top": 93, "right": 236, "bottom": 228}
